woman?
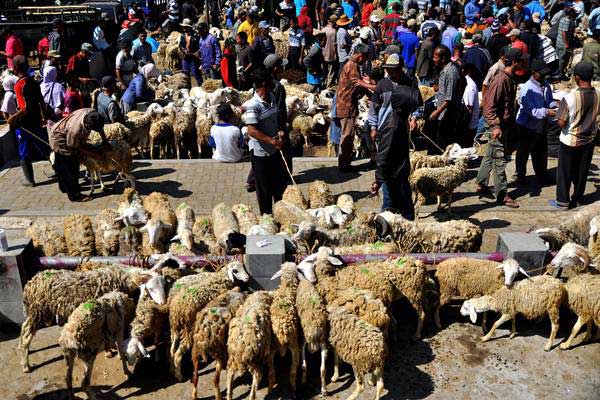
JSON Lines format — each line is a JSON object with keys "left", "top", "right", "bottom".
{"left": 40, "top": 66, "right": 65, "bottom": 121}
{"left": 220, "top": 38, "right": 238, "bottom": 88}
{"left": 120, "top": 63, "right": 160, "bottom": 114}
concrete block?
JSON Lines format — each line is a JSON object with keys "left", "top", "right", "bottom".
{"left": 496, "top": 232, "right": 548, "bottom": 274}
{"left": 0, "top": 238, "right": 34, "bottom": 324}
{"left": 244, "top": 235, "right": 285, "bottom": 291}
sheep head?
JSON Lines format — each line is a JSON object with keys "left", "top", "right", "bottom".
{"left": 141, "top": 218, "right": 172, "bottom": 248}
{"left": 534, "top": 227, "right": 570, "bottom": 250}
{"left": 293, "top": 220, "right": 317, "bottom": 241}
{"left": 312, "top": 113, "right": 327, "bottom": 126}
{"left": 496, "top": 258, "right": 530, "bottom": 286}
{"left": 140, "top": 274, "right": 167, "bottom": 305}
{"left": 226, "top": 261, "right": 250, "bottom": 283}
{"left": 149, "top": 252, "right": 187, "bottom": 271}
{"left": 123, "top": 337, "right": 150, "bottom": 366}
{"left": 549, "top": 242, "right": 590, "bottom": 271}
{"left": 337, "top": 194, "right": 355, "bottom": 215}
{"left": 297, "top": 246, "right": 343, "bottom": 282}
{"left": 589, "top": 216, "right": 600, "bottom": 241}
{"left": 460, "top": 296, "right": 493, "bottom": 323}
{"left": 117, "top": 204, "right": 148, "bottom": 227}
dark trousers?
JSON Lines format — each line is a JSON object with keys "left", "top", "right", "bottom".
{"left": 556, "top": 142, "right": 594, "bottom": 208}
{"left": 324, "top": 60, "right": 339, "bottom": 87}
{"left": 431, "top": 107, "right": 457, "bottom": 154}
{"left": 54, "top": 152, "right": 81, "bottom": 198}
{"left": 252, "top": 152, "right": 288, "bottom": 215}
{"left": 381, "top": 174, "right": 415, "bottom": 221}
{"left": 515, "top": 126, "right": 548, "bottom": 181}
{"left": 288, "top": 46, "right": 302, "bottom": 70}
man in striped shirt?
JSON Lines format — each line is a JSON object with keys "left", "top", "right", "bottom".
{"left": 552, "top": 61, "right": 600, "bottom": 210}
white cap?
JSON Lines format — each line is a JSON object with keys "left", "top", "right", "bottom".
{"left": 369, "top": 14, "right": 382, "bottom": 23}
{"left": 359, "top": 27, "right": 371, "bottom": 40}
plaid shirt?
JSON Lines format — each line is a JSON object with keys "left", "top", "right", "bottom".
{"left": 557, "top": 87, "right": 600, "bottom": 147}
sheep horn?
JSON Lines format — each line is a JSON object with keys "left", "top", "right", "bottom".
{"left": 518, "top": 267, "right": 532, "bottom": 279}
{"left": 270, "top": 270, "right": 283, "bottom": 281}
{"left": 574, "top": 246, "right": 591, "bottom": 268}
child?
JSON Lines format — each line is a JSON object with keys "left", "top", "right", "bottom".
{"left": 208, "top": 103, "right": 245, "bottom": 162}
{"left": 1, "top": 74, "right": 18, "bottom": 120}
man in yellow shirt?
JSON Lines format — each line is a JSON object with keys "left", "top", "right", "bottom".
{"left": 238, "top": 11, "right": 260, "bottom": 45}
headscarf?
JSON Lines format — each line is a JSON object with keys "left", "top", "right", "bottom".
{"left": 140, "top": 63, "right": 161, "bottom": 81}
{"left": 40, "top": 66, "right": 65, "bottom": 110}
{"left": 298, "top": 6, "right": 313, "bottom": 34}
{"left": 2, "top": 74, "right": 17, "bottom": 92}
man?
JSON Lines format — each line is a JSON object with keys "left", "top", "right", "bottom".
{"left": 476, "top": 48, "right": 527, "bottom": 208}
{"left": 242, "top": 68, "right": 288, "bottom": 215}
{"left": 336, "top": 15, "right": 353, "bottom": 71}
{"left": 180, "top": 0, "right": 198, "bottom": 21}
{"left": 441, "top": 16, "right": 461, "bottom": 54}
{"left": 67, "top": 43, "right": 94, "bottom": 84}
{"left": 253, "top": 21, "right": 276, "bottom": 65}
{"left": 236, "top": 32, "right": 253, "bottom": 90}
{"left": 115, "top": 41, "right": 137, "bottom": 89}
{"left": 368, "top": 53, "right": 422, "bottom": 219}
{"left": 463, "top": 34, "right": 492, "bottom": 90}
{"left": 429, "top": 45, "right": 463, "bottom": 152}
{"left": 48, "top": 108, "right": 107, "bottom": 202}
{"left": 198, "top": 23, "right": 222, "bottom": 81}
{"left": 398, "top": 19, "right": 420, "bottom": 76}
{"left": 523, "top": 0, "right": 545, "bottom": 22}
{"left": 0, "top": 28, "right": 24, "bottom": 71}
{"left": 276, "top": 0, "right": 296, "bottom": 30}
{"left": 238, "top": 11, "right": 260, "bottom": 45}
{"left": 351, "top": 27, "right": 376, "bottom": 77}
{"left": 132, "top": 31, "right": 153, "bottom": 67}
{"left": 420, "top": 8, "right": 445, "bottom": 38}
{"left": 464, "top": 0, "right": 481, "bottom": 27}
{"left": 48, "top": 18, "right": 64, "bottom": 55}
{"left": 552, "top": 62, "right": 600, "bottom": 210}
{"left": 583, "top": 29, "right": 600, "bottom": 81}
{"left": 6, "top": 56, "right": 46, "bottom": 187}
{"left": 323, "top": 14, "right": 339, "bottom": 87}
{"left": 519, "top": 20, "right": 541, "bottom": 64}
{"left": 209, "top": 103, "right": 244, "bottom": 162}
{"left": 486, "top": 20, "right": 510, "bottom": 63}
{"left": 416, "top": 27, "right": 439, "bottom": 86}
{"left": 515, "top": 59, "right": 554, "bottom": 187}
{"left": 342, "top": 0, "right": 360, "bottom": 27}
{"left": 507, "top": 28, "right": 528, "bottom": 54}
{"left": 96, "top": 76, "right": 124, "bottom": 124}
{"left": 336, "top": 44, "right": 375, "bottom": 172}
{"left": 180, "top": 18, "right": 201, "bottom": 85}
{"left": 304, "top": 32, "right": 327, "bottom": 92}
{"left": 556, "top": 8, "right": 576, "bottom": 79}
{"left": 165, "top": 0, "right": 181, "bottom": 32}
{"left": 382, "top": 2, "right": 402, "bottom": 44}
{"left": 482, "top": 46, "right": 508, "bottom": 96}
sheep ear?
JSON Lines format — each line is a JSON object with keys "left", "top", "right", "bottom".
{"left": 518, "top": 267, "right": 531, "bottom": 279}
{"left": 115, "top": 216, "right": 124, "bottom": 222}
{"left": 139, "top": 284, "right": 148, "bottom": 299}
{"left": 227, "top": 267, "right": 235, "bottom": 282}
{"left": 328, "top": 256, "right": 343, "bottom": 266}
{"left": 137, "top": 341, "right": 150, "bottom": 358}
{"left": 579, "top": 256, "right": 588, "bottom": 265}
{"left": 270, "top": 270, "right": 283, "bottom": 280}
{"left": 171, "top": 234, "right": 180, "bottom": 242}
{"left": 590, "top": 224, "right": 598, "bottom": 237}
{"left": 469, "top": 307, "right": 478, "bottom": 324}
{"left": 495, "top": 264, "right": 503, "bottom": 270}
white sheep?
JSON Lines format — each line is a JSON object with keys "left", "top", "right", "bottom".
{"left": 460, "top": 275, "right": 566, "bottom": 351}
{"left": 549, "top": 242, "right": 593, "bottom": 276}
{"left": 125, "top": 111, "right": 152, "bottom": 156}
{"left": 172, "top": 202, "right": 195, "bottom": 251}
{"left": 290, "top": 112, "right": 327, "bottom": 147}
{"left": 588, "top": 216, "right": 600, "bottom": 262}
{"left": 212, "top": 202, "right": 244, "bottom": 254}
{"left": 59, "top": 291, "right": 135, "bottom": 400}
{"left": 63, "top": 214, "right": 95, "bottom": 256}
{"left": 557, "top": 274, "right": 600, "bottom": 350}
{"left": 535, "top": 200, "right": 600, "bottom": 250}
{"left": 94, "top": 208, "right": 123, "bottom": 256}
{"left": 116, "top": 188, "right": 148, "bottom": 227}
{"left": 173, "top": 105, "right": 197, "bottom": 159}
{"left": 79, "top": 139, "right": 135, "bottom": 196}
{"left": 26, "top": 221, "right": 67, "bottom": 256}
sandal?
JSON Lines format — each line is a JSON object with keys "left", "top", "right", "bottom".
{"left": 503, "top": 196, "right": 519, "bottom": 208}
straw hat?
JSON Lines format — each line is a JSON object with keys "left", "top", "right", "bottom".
{"left": 180, "top": 18, "right": 193, "bottom": 28}
{"left": 336, "top": 15, "right": 353, "bottom": 26}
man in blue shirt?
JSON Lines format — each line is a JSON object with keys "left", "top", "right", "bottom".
{"left": 523, "top": 0, "right": 546, "bottom": 22}
{"left": 515, "top": 59, "right": 555, "bottom": 186}
{"left": 397, "top": 19, "right": 420, "bottom": 75}
{"left": 198, "top": 23, "right": 222, "bottom": 80}
{"left": 464, "top": 0, "right": 481, "bottom": 26}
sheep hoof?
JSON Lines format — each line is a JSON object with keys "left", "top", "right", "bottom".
{"left": 509, "top": 333, "right": 517, "bottom": 340}
{"left": 22, "top": 365, "right": 31, "bottom": 374}
{"left": 320, "top": 389, "right": 328, "bottom": 397}
{"left": 559, "top": 343, "right": 570, "bottom": 351}
{"left": 331, "top": 373, "right": 339, "bottom": 383}
{"left": 480, "top": 336, "right": 490, "bottom": 343}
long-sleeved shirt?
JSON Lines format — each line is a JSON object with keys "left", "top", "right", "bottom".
{"left": 132, "top": 41, "right": 153, "bottom": 66}
{"left": 121, "top": 74, "right": 154, "bottom": 106}
{"left": 336, "top": 27, "right": 352, "bottom": 63}
{"left": 483, "top": 69, "right": 516, "bottom": 130}
{"left": 523, "top": 0, "right": 545, "bottom": 22}
{"left": 93, "top": 26, "right": 110, "bottom": 50}
{"left": 336, "top": 58, "right": 367, "bottom": 118}
{"left": 516, "top": 77, "right": 553, "bottom": 133}
{"left": 49, "top": 108, "right": 94, "bottom": 155}
{"left": 464, "top": 0, "right": 481, "bottom": 26}
{"left": 198, "top": 34, "right": 222, "bottom": 71}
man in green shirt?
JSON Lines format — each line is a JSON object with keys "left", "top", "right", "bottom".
{"left": 582, "top": 29, "right": 600, "bottom": 81}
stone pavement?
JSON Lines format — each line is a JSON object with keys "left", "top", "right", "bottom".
{"left": 0, "top": 156, "right": 599, "bottom": 251}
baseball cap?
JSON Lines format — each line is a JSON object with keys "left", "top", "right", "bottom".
{"left": 359, "top": 27, "right": 371, "bottom": 39}
{"left": 369, "top": 14, "right": 382, "bottom": 23}
{"left": 504, "top": 47, "right": 527, "bottom": 62}
{"left": 81, "top": 42, "right": 94, "bottom": 52}
{"left": 264, "top": 54, "right": 288, "bottom": 69}
{"left": 530, "top": 59, "right": 551, "bottom": 76}
{"left": 101, "top": 75, "right": 116, "bottom": 89}
{"left": 382, "top": 53, "right": 403, "bottom": 69}
{"left": 259, "top": 20, "right": 270, "bottom": 29}
{"left": 532, "top": 12, "right": 541, "bottom": 24}
{"left": 506, "top": 28, "right": 520, "bottom": 37}
{"left": 380, "top": 45, "right": 400, "bottom": 56}
{"left": 573, "top": 61, "right": 594, "bottom": 81}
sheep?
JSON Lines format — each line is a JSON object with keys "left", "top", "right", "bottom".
{"left": 156, "top": 32, "right": 182, "bottom": 71}
{"left": 141, "top": 218, "right": 173, "bottom": 255}
{"left": 143, "top": 192, "right": 177, "bottom": 233}
{"left": 272, "top": 29, "right": 289, "bottom": 60}
{"left": 201, "top": 78, "right": 223, "bottom": 92}
{"left": 588, "top": 216, "right": 600, "bottom": 262}
{"left": 557, "top": 274, "right": 600, "bottom": 350}
{"left": 192, "top": 215, "right": 221, "bottom": 254}
{"left": 534, "top": 200, "right": 600, "bottom": 250}
{"left": 269, "top": 263, "right": 302, "bottom": 394}
{"left": 25, "top": 221, "right": 67, "bottom": 256}
{"left": 117, "top": 188, "right": 148, "bottom": 227}
{"left": 226, "top": 291, "right": 274, "bottom": 400}
{"left": 125, "top": 111, "right": 152, "bottom": 156}
{"left": 460, "top": 275, "right": 566, "bottom": 351}
{"left": 118, "top": 225, "right": 143, "bottom": 255}
{"left": 274, "top": 200, "right": 316, "bottom": 231}
{"left": 549, "top": 242, "right": 595, "bottom": 276}
{"left": 190, "top": 288, "right": 247, "bottom": 400}
{"left": 434, "top": 258, "right": 531, "bottom": 330}
{"left": 334, "top": 241, "right": 399, "bottom": 255}
{"left": 169, "top": 261, "right": 250, "bottom": 381}
{"left": 295, "top": 279, "right": 328, "bottom": 396}
{"left": 149, "top": 114, "right": 175, "bottom": 159}
{"left": 173, "top": 105, "right": 197, "bottom": 159}
{"left": 59, "top": 291, "right": 136, "bottom": 400}
{"left": 308, "top": 180, "right": 334, "bottom": 209}
{"left": 88, "top": 122, "right": 131, "bottom": 145}
{"left": 19, "top": 265, "right": 165, "bottom": 373}
{"left": 212, "top": 202, "right": 244, "bottom": 254}
{"left": 94, "top": 209, "right": 122, "bottom": 256}
{"left": 410, "top": 157, "right": 469, "bottom": 217}
{"left": 284, "top": 83, "right": 314, "bottom": 100}
{"left": 409, "top": 144, "right": 454, "bottom": 173}
{"left": 172, "top": 202, "right": 195, "bottom": 251}
{"left": 231, "top": 203, "right": 258, "bottom": 235}
{"left": 290, "top": 112, "right": 327, "bottom": 147}
{"left": 306, "top": 202, "right": 354, "bottom": 230}
{"left": 79, "top": 139, "right": 136, "bottom": 196}
{"left": 195, "top": 107, "right": 212, "bottom": 156}
{"left": 282, "top": 185, "right": 308, "bottom": 210}
{"left": 63, "top": 214, "right": 95, "bottom": 256}
{"left": 327, "top": 305, "right": 386, "bottom": 400}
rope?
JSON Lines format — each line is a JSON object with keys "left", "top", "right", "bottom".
{"left": 17, "top": 125, "right": 52, "bottom": 147}
{"left": 280, "top": 150, "right": 297, "bottom": 186}
{"left": 417, "top": 126, "right": 445, "bottom": 154}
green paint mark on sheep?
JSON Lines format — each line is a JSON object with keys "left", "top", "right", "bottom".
{"left": 243, "top": 315, "right": 252, "bottom": 324}
{"left": 360, "top": 267, "right": 371, "bottom": 275}
{"left": 371, "top": 241, "right": 385, "bottom": 250}
{"left": 177, "top": 203, "right": 188, "bottom": 210}
{"left": 395, "top": 259, "right": 407, "bottom": 267}
{"left": 43, "top": 271, "right": 55, "bottom": 279}
{"left": 309, "top": 297, "right": 318, "bottom": 306}
{"left": 187, "top": 287, "right": 198, "bottom": 295}
{"left": 174, "top": 283, "right": 182, "bottom": 290}
{"left": 210, "top": 307, "right": 219, "bottom": 315}
{"left": 83, "top": 301, "right": 96, "bottom": 312}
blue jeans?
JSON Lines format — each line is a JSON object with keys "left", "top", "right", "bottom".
{"left": 380, "top": 176, "right": 415, "bottom": 221}
{"left": 182, "top": 58, "right": 202, "bottom": 85}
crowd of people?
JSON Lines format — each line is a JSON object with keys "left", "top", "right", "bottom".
{"left": 1, "top": 0, "right": 600, "bottom": 214}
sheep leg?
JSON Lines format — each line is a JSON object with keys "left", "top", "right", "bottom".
{"left": 173, "top": 344, "right": 186, "bottom": 381}
{"left": 582, "top": 321, "right": 594, "bottom": 343}
{"left": 250, "top": 368, "right": 262, "bottom": 400}
{"left": 64, "top": 350, "right": 75, "bottom": 400}
{"left": 481, "top": 313, "right": 512, "bottom": 342}
{"left": 225, "top": 369, "right": 235, "bottom": 400}
{"left": 81, "top": 354, "right": 98, "bottom": 400}
{"left": 320, "top": 343, "right": 328, "bottom": 397}
{"left": 289, "top": 344, "right": 300, "bottom": 393}
{"left": 374, "top": 367, "right": 384, "bottom": 400}
{"left": 301, "top": 342, "right": 307, "bottom": 385}
{"left": 407, "top": 296, "right": 425, "bottom": 340}
{"left": 560, "top": 316, "right": 587, "bottom": 350}
{"left": 213, "top": 359, "right": 223, "bottom": 400}
{"left": 268, "top": 353, "right": 276, "bottom": 392}
{"left": 434, "top": 304, "right": 442, "bottom": 330}
{"left": 331, "top": 351, "right": 340, "bottom": 382}
{"left": 87, "top": 170, "right": 96, "bottom": 197}
{"left": 347, "top": 372, "right": 364, "bottom": 400}
{"left": 123, "top": 171, "right": 136, "bottom": 190}
{"left": 115, "top": 336, "right": 131, "bottom": 377}
{"left": 97, "top": 171, "right": 106, "bottom": 192}
{"left": 436, "top": 195, "right": 442, "bottom": 210}
{"left": 446, "top": 192, "right": 454, "bottom": 214}
{"left": 545, "top": 309, "right": 560, "bottom": 352}
{"left": 19, "top": 318, "right": 35, "bottom": 373}
{"left": 191, "top": 352, "right": 200, "bottom": 400}
{"left": 170, "top": 333, "right": 180, "bottom": 377}
{"left": 594, "top": 324, "right": 600, "bottom": 340}
{"left": 509, "top": 317, "right": 517, "bottom": 339}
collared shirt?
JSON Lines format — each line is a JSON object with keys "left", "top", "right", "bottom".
{"left": 538, "top": 34, "right": 557, "bottom": 64}
{"left": 323, "top": 25, "right": 338, "bottom": 62}
{"left": 516, "top": 77, "right": 553, "bottom": 133}
{"left": 132, "top": 40, "right": 153, "bottom": 66}
{"left": 238, "top": 21, "right": 260, "bottom": 45}
{"left": 337, "top": 27, "right": 352, "bottom": 63}
{"left": 483, "top": 69, "right": 516, "bottom": 129}
{"left": 49, "top": 108, "right": 94, "bottom": 155}
{"left": 416, "top": 37, "right": 435, "bottom": 79}
{"left": 199, "top": 34, "right": 222, "bottom": 71}
{"left": 382, "top": 12, "right": 402, "bottom": 44}
{"left": 350, "top": 39, "right": 376, "bottom": 76}
{"left": 435, "top": 62, "right": 462, "bottom": 117}
{"left": 417, "top": 0, "right": 431, "bottom": 13}
{"left": 483, "top": 59, "right": 504, "bottom": 88}
{"left": 336, "top": 58, "right": 367, "bottom": 118}
{"left": 93, "top": 26, "right": 110, "bottom": 50}
{"left": 556, "top": 16, "right": 574, "bottom": 50}
{"left": 397, "top": 31, "right": 420, "bottom": 68}
{"left": 557, "top": 87, "right": 600, "bottom": 147}
{"left": 243, "top": 92, "right": 279, "bottom": 157}
{"left": 288, "top": 27, "right": 306, "bottom": 48}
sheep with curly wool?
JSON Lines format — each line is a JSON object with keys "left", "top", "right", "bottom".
{"left": 125, "top": 111, "right": 152, "bottom": 155}
{"left": 327, "top": 305, "right": 386, "bottom": 400}
{"left": 88, "top": 122, "right": 130, "bottom": 145}
{"left": 290, "top": 112, "right": 327, "bottom": 148}
{"left": 534, "top": 200, "right": 600, "bottom": 250}
{"left": 190, "top": 287, "right": 247, "bottom": 400}
{"left": 548, "top": 242, "right": 595, "bottom": 276}
{"left": 192, "top": 215, "right": 221, "bottom": 254}
{"left": 94, "top": 209, "right": 123, "bottom": 256}
{"left": 588, "top": 216, "right": 600, "bottom": 263}
{"left": 19, "top": 265, "right": 165, "bottom": 373}
{"left": 308, "top": 180, "right": 334, "bottom": 209}
{"left": 212, "top": 202, "right": 245, "bottom": 254}
{"left": 460, "top": 275, "right": 566, "bottom": 351}
{"left": 434, "top": 258, "right": 530, "bottom": 331}
{"left": 173, "top": 105, "right": 197, "bottom": 159}
{"left": 118, "top": 225, "right": 143, "bottom": 255}
{"left": 282, "top": 186, "right": 309, "bottom": 210}
{"left": 63, "top": 215, "right": 95, "bottom": 256}
{"left": 232, "top": 203, "right": 258, "bottom": 235}
{"left": 141, "top": 192, "right": 177, "bottom": 254}
{"left": 410, "top": 157, "right": 469, "bottom": 217}
{"left": 274, "top": 200, "right": 316, "bottom": 232}
{"left": 172, "top": 202, "right": 195, "bottom": 251}
{"left": 59, "top": 291, "right": 136, "bottom": 400}
{"left": 149, "top": 113, "right": 175, "bottom": 159}
{"left": 293, "top": 212, "right": 378, "bottom": 250}
{"left": 409, "top": 144, "right": 454, "bottom": 173}
{"left": 168, "top": 261, "right": 250, "bottom": 381}
{"left": 558, "top": 274, "right": 600, "bottom": 350}
{"left": 226, "top": 291, "right": 274, "bottom": 400}
{"left": 26, "top": 221, "right": 67, "bottom": 256}
{"left": 196, "top": 108, "right": 213, "bottom": 156}
{"left": 79, "top": 139, "right": 135, "bottom": 196}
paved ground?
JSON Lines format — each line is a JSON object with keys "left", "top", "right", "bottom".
{"left": 1, "top": 156, "right": 599, "bottom": 251}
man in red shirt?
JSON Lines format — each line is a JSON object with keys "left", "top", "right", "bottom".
{"left": 0, "top": 28, "right": 24, "bottom": 70}
{"left": 37, "top": 27, "right": 51, "bottom": 67}
{"left": 381, "top": 2, "right": 402, "bottom": 44}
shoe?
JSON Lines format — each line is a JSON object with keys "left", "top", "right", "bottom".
{"left": 548, "top": 199, "right": 569, "bottom": 210}
{"left": 502, "top": 196, "right": 519, "bottom": 208}
{"left": 515, "top": 176, "right": 528, "bottom": 186}
{"left": 476, "top": 184, "right": 493, "bottom": 195}
{"left": 245, "top": 184, "right": 256, "bottom": 193}
{"left": 569, "top": 200, "right": 581, "bottom": 209}
{"left": 20, "top": 160, "right": 35, "bottom": 187}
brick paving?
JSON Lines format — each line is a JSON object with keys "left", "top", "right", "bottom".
{"left": 0, "top": 156, "right": 599, "bottom": 251}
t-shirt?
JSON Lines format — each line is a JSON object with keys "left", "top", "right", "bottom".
{"left": 116, "top": 50, "right": 137, "bottom": 85}
{"left": 5, "top": 35, "right": 24, "bottom": 70}
{"left": 243, "top": 92, "right": 279, "bottom": 157}
{"left": 463, "top": 75, "right": 480, "bottom": 129}
{"left": 238, "top": 20, "right": 260, "bottom": 45}
{"left": 14, "top": 76, "right": 44, "bottom": 130}
{"left": 397, "top": 32, "right": 420, "bottom": 69}
{"left": 557, "top": 87, "right": 600, "bottom": 147}
{"left": 209, "top": 123, "right": 244, "bottom": 162}
{"left": 37, "top": 37, "right": 50, "bottom": 60}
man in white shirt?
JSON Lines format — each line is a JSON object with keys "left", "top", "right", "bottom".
{"left": 462, "top": 62, "right": 480, "bottom": 139}
{"left": 209, "top": 104, "right": 245, "bottom": 162}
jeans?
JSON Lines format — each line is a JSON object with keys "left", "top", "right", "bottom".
{"left": 515, "top": 126, "right": 548, "bottom": 181}
{"left": 182, "top": 58, "right": 202, "bottom": 86}
{"left": 476, "top": 138, "right": 509, "bottom": 201}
